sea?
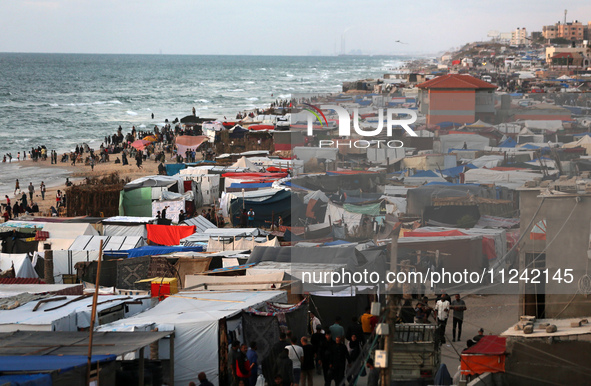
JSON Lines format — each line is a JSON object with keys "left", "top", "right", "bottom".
{"left": 0, "top": 53, "right": 407, "bottom": 197}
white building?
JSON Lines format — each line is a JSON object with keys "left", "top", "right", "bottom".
{"left": 510, "top": 28, "right": 529, "bottom": 46}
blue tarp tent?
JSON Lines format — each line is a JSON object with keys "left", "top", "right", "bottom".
{"left": 104, "top": 245, "right": 204, "bottom": 258}
{"left": 438, "top": 121, "right": 463, "bottom": 129}
{"left": 0, "top": 355, "right": 116, "bottom": 373}
{"left": 0, "top": 374, "right": 52, "bottom": 386}
{"left": 441, "top": 164, "right": 477, "bottom": 178}
{"left": 498, "top": 137, "right": 517, "bottom": 148}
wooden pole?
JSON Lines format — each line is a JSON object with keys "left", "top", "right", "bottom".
{"left": 86, "top": 240, "right": 104, "bottom": 385}
{"left": 169, "top": 333, "right": 175, "bottom": 386}
{"left": 139, "top": 347, "right": 145, "bottom": 386}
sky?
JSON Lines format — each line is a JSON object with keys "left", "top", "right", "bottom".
{"left": 1, "top": 0, "right": 591, "bottom": 56}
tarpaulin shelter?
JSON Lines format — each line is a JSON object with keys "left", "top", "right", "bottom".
{"left": 0, "top": 253, "right": 38, "bottom": 279}
{"left": 229, "top": 189, "right": 304, "bottom": 228}
{"left": 97, "top": 291, "right": 287, "bottom": 386}
{"left": 105, "top": 245, "right": 205, "bottom": 259}
{"left": 175, "top": 135, "right": 209, "bottom": 155}
{"left": 146, "top": 224, "right": 196, "bottom": 246}
{"left": 461, "top": 335, "right": 506, "bottom": 376}
{"left": 0, "top": 355, "right": 116, "bottom": 386}
{"left": 436, "top": 133, "right": 490, "bottom": 153}
{"left": 563, "top": 135, "right": 591, "bottom": 155}
{"left": 102, "top": 216, "right": 157, "bottom": 239}
{"left": 406, "top": 184, "right": 488, "bottom": 216}
{"left": 0, "top": 295, "right": 151, "bottom": 332}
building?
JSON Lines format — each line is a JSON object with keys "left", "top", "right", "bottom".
{"left": 557, "top": 20, "right": 585, "bottom": 41}
{"left": 510, "top": 27, "right": 529, "bottom": 46}
{"left": 542, "top": 25, "right": 557, "bottom": 40}
{"left": 518, "top": 185, "right": 591, "bottom": 319}
{"left": 545, "top": 45, "right": 591, "bottom": 64}
{"left": 417, "top": 74, "right": 497, "bottom": 125}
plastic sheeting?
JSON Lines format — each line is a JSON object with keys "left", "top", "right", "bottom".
{"left": 152, "top": 200, "right": 185, "bottom": 224}
{"left": 437, "top": 134, "right": 489, "bottom": 153}
{"left": 175, "top": 135, "right": 209, "bottom": 154}
{"left": 206, "top": 237, "right": 279, "bottom": 252}
{"left": 0, "top": 295, "right": 150, "bottom": 332}
{"left": 324, "top": 201, "right": 362, "bottom": 229}
{"left": 0, "top": 253, "right": 38, "bottom": 278}
{"left": 97, "top": 291, "right": 287, "bottom": 386}
{"left": 119, "top": 187, "right": 153, "bottom": 217}
{"left": 146, "top": 224, "right": 196, "bottom": 246}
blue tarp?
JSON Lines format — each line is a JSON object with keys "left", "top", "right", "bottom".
{"left": 166, "top": 163, "right": 186, "bottom": 176}
{"left": 437, "top": 121, "right": 463, "bottom": 129}
{"left": 425, "top": 181, "right": 480, "bottom": 187}
{"left": 573, "top": 132, "right": 591, "bottom": 138}
{"left": 520, "top": 143, "right": 546, "bottom": 150}
{"left": 323, "top": 240, "right": 352, "bottom": 246}
{"left": 104, "top": 245, "right": 204, "bottom": 258}
{"left": 166, "top": 161, "right": 216, "bottom": 176}
{"left": 498, "top": 137, "right": 517, "bottom": 148}
{"left": 0, "top": 355, "right": 116, "bottom": 373}
{"left": 0, "top": 374, "right": 52, "bottom": 386}
{"left": 440, "top": 164, "right": 476, "bottom": 178}
{"left": 229, "top": 183, "right": 273, "bottom": 189}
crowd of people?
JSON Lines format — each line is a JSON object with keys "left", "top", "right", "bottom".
{"left": 213, "top": 309, "right": 382, "bottom": 386}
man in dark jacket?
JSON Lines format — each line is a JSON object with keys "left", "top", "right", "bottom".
{"left": 235, "top": 344, "right": 252, "bottom": 384}
{"left": 318, "top": 330, "right": 334, "bottom": 386}
{"left": 330, "top": 335, "right": 351, "bottom": 385}
{"left": 274, "top": 348, "right": 293, "bottom": 386}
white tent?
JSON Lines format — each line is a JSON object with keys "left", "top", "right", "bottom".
{"left": 231, "top": 156, "right": 263, "bottom": 172}
{"left": 563, "top": 135, "right": 591, "bottom": 155}
{"left": 0, "top": 253, "right": 38, "bottom": 278}
{"left": 97, "top": 290, "right": 287, "bottom": 386}
{"left": 436, "top": 134, "right": 490, "bottom": 153}
{"left": 0, "top": 295, "right": 150, "bottom": 332}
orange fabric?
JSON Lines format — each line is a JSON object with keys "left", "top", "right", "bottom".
{"left": 146, "top": 224, "right": 196, "bottom": 246}
{"left": 461, "top": 354, "right": 505, "bottom": 375}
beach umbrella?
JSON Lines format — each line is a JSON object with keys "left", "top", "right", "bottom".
{"left": 143, "top": 135, "right": 157, "bottom": 142}
{"left": 131, "top": 139, "right": 151, "bottom": 150}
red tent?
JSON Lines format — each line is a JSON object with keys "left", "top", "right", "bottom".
{"left": 461, "top": 335, "right": 506, "bottom": 376}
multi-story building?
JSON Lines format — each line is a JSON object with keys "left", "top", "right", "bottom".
{"left": 557, "top": 20, "right": 585, "bottom": 41}
{"left": 417, "top": 74, "right": 496, "bottom": 125}
{"left": 542, "top": 25, "right": 557, "bottom": 40}
{"left": 510, "top": 28, "right": 529, "bottom": 46}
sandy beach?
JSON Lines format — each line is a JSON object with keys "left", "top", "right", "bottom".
{"left": 3, "top": 156, "right": 162, "bottom": 218}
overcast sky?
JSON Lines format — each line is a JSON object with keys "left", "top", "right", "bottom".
{"left": 1, "top": 0, "right": 590, "bottom": 56}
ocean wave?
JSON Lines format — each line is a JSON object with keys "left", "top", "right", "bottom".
{"left": 245, "top": 97, "right": 259, "bottom": 101}
{"left": 228, "top": 89, "right": 244, "bottom": 92}
{"left": 138, "top": 124, "right": 146, "bottom": 128}
{"left": 49, "top": 103, "right": 59, "bottom": 107}
{"left": 195, "top": 99, "right": 209, "bottom": 103}
{"left": 259, "top": 68, "right": 267, "bottom": 71}
{"left": 278, "top": 94, "right": 291, "bottom": 99}
{"left": 245, "top": 81, "right": 255, "bottom": 84}
{"left": 286, "top": 73, "right": 294, "bottom": 77}
{"left": 126, "top": 110, "right": 138, "bottom": 116}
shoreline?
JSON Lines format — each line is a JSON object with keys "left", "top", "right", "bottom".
{"left": 2, "top": 156, "right": 162, "bottom": 218}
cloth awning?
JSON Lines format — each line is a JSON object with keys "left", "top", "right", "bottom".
{"left": 461, "top": 335, "right": 506, "bottom": 376}
{"left": 175, "top": 135, "right": 209, "bottom": 154}
{"left": 146, "top": 224, "right": 196, "bottom": 246}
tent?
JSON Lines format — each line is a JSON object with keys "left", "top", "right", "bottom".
{"left": 102, "top": 216, "right": 156, "bottom": 238}
{"left": 97, "top": 291, "right": 287, "bottom": 386}
{"left": 460, "top": 335, "right": 506, "bottom": 376}
{"left": 437, "top": 133, "right": 490, "bottom": 153}
{"left": 229, "top": 189, "right": 304, "bottom": 228}
{"left": 563, "top": 135, "right": 591, "bottom": 155}
{"left": 231, "top": 156, "right": 263, "bottom": 172}
{"left": 0, "top": 253, "right": 38, "bottom": 278}
{"left": 0, "top": 295, "right": 151, "bottom": 332}
{"left": 175, "top": 135, "right": 209, "bottom": 155}
{"left": 104, "top": 245, "right": 204, "bottom": 259}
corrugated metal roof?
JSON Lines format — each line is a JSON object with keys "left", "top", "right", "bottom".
{"left": 68, "top": 235, "right": 144, "bottom": 251}
{"left": 182, "top": 215, "right": 216, "bottom": 233}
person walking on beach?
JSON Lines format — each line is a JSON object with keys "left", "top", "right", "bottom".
{"left": 90, "top": 156, "right": 95, "bottom": 171}
{"left": 40, "top": 182, "right": 46, "bottom": 200}
{"left": 56, "top": 190, "right": 62, "bottom": 208}
{"left": 28, "top": 182, "right": 34, "bottom": 202}
{"left": 14, "top": 179, "right": 20, "bottom": 196}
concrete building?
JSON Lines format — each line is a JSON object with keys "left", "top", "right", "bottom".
{"left": 510, "top": 27, "right": 529, "bottom": 46}
{"left": 518, "top": 184, "right": 591, "bottom": 319}
{"left": 558, "top": 20, "right": 585, "bottom": 41}
{"left": 542, "top": 25, "right": 557, "bottom": 40}
{"left": 545, "top": 45, "right": 591, "bottom": 64}
{"left": 417, "top": 74, "right": 496, "bottom": 125}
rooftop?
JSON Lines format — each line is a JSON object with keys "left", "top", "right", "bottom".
{"left": 417, "top": 74, "right": 497, "bottom": 90}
